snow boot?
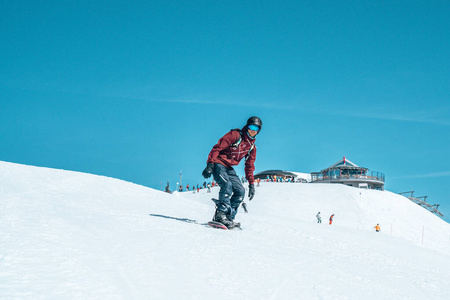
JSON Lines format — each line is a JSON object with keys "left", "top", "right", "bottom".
{"left": 213, "top": 209, "right": 235, "bottom": 229}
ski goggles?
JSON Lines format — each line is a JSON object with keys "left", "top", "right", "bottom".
{"left": 248, "top": 125, "right": 261, "bottom": 131}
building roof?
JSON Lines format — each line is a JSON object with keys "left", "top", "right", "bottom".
{"left": 329, "top": 157, "right": 358, "bottom": 168}
{"left": 321, "top": 157, "right": 368, "bottom": 173}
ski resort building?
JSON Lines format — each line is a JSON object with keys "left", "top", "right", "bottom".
{"left": 311, "top": 157, "right": 385, "bottom": 190}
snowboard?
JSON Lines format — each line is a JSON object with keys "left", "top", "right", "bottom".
{"left": 207, "top": 220, "right": 229, "bottom": 230}
{"left": 207, "top": 220, "right": 242, "bottom": 230}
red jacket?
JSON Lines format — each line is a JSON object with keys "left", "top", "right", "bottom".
{"left": 207, "top": 129, "right": 257, "bottom": 184}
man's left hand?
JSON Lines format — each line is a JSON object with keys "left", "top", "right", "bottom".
{"left": 248, "top": 184, "right": 255, "bottom": 200}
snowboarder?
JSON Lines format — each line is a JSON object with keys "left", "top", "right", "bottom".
{"left": 329, "top": 214, "right": 334, "bottom": 225}
{"left": 202, "top": 116, "right": 262, "bottom": 229}
{"left": 374, "top": 224, "right": 380, "bottom": 232}
{"left": 316, "top": 212, "right": 322, "bottom": 223}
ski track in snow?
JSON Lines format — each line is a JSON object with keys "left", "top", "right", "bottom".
{"left": 1, "top": 161, "right": 450, "bottom": 299}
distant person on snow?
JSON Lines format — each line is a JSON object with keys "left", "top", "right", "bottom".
{"left": 202, "top": 116, "right": 262, "bottom": 229}
{"left": 316, "top": 212, "right": 322, "bottom": 223}
{"left": 374, "top": 224, "right": 380, "bottom": 232}
{"left": 329, "top": 214, "right": 334, "bottom": 225}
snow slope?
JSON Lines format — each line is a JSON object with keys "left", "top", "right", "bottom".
{"left": 1, "top": 161, "right": 450, "bottom": 300}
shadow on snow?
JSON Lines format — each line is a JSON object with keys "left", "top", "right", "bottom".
{"left": 149, "top": 214, "right": 208, "bottom": 226}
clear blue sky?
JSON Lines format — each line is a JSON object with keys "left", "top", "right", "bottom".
{"left": 1, "top": 1, "right": 449, "bottom": 220}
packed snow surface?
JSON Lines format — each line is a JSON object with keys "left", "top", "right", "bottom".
{"left": 1, "top": 161, "right": 450, "bottom": 299}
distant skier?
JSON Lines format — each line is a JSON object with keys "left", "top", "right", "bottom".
{"left": 165, "top": 182, "right": 171, "bottom": 194}
{"left": 316, "top": 212, "right": 322, "bottom": 223}
{"left": 329, "top": 214, "right": 334, "bottom": 225}
{"left": 202, "top": 116, "right": 262, "bottom": 229}
{"left": 374, "top": 224, "right": 380, "bottom": 232}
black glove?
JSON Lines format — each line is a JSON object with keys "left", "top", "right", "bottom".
{"left": 202, "top": 163, "right": 214, "bottom": 178}
{"left": 248, "top": 184, "right": 255, "bottom": 200}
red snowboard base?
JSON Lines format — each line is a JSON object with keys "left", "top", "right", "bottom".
{"left": 207, "top": 221, "right": 242, "bottom": 230}
{"left": 207, "top": 221, "right": 229, "bottom": 230}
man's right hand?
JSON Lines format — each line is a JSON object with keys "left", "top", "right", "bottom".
{"left": 202, "top": 163, "right": 214, "bottom": 178}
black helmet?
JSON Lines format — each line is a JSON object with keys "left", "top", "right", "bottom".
{"left": 246, "top": 116, "right": 262, "bottom": 128}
